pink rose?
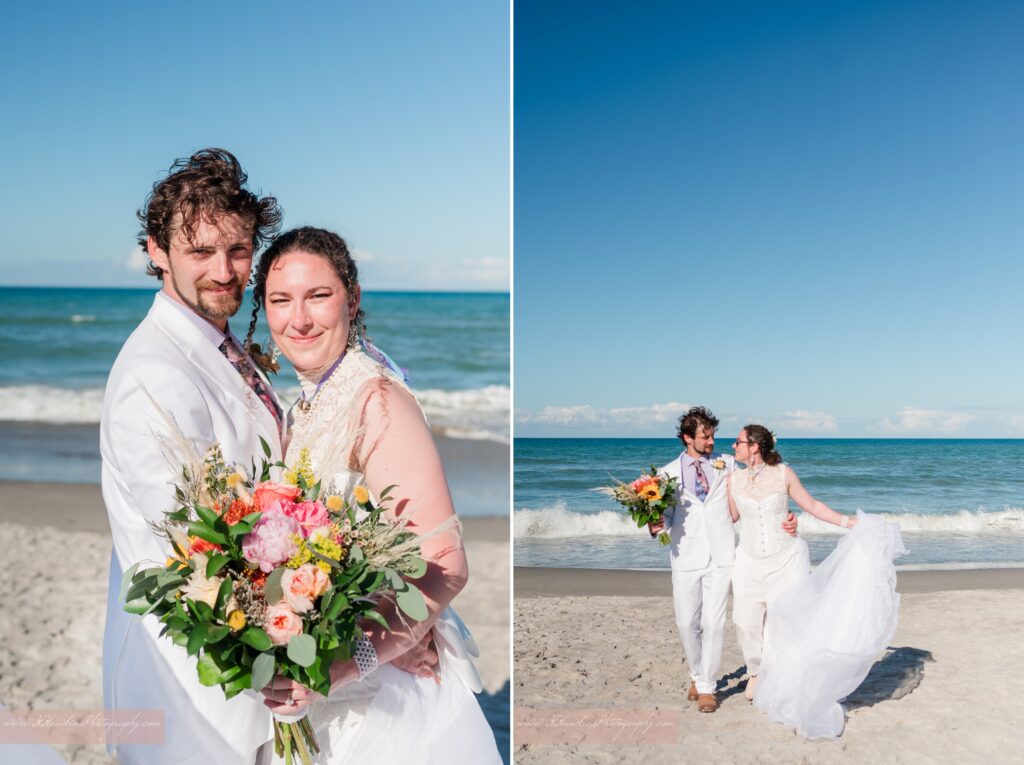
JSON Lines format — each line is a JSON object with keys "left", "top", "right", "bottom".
{"left": 264, "top": 602, "right": 303, "bottom": 646}
{"left": 254, "top": 481, "right": 301, "bottom": 511}
{"left": 281, "top": 564, "right": 330, "bottom": 613}
{"left": 242, "top": 513, "right": 301, "bottom": 573}
{"left": 261, "top": 498, "right": 297, "bottom": 517}
{"left": 288, "top": 501, "right": 331, "bottom": 538}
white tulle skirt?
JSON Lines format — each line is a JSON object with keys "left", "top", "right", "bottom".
{"left": 754, "top": 510, "right": 907, "bottom": 739}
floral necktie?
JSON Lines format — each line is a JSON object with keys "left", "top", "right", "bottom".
{"left": 693, "top": 460, "right": 709, "bottom": 502}
{"left": 219, "top": 338, "right": 283, "bottom": 434}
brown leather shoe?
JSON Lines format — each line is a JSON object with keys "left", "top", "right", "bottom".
{"left": 697, "top": 693, "right": 718, "bottom": 713}
{"left": 687, "top": 682, "right": 699, "bottom": 701}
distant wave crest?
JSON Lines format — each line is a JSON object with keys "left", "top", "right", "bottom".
{"left": 514, "top": 502, "right": 641, "bottom": 538}
{"left": 0, "top": 383, "right": 510, "bottom": 443}
{"left": 514, "top": 504, "right": 1024, "bottom": 538}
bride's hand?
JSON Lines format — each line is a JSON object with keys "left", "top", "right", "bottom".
{"left": 390, "top": 630, "right": 441, "bottom": 683}
{"left": 261, "top": 675, "right": 323, "bottom": 715}
{"left": 781, "top": 512, "right": 798, "bottom": 536}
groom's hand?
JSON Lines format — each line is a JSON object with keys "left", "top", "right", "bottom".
{"left": 647, "top": 518, "right": 665, "bottom": 537}
{"left": 390, "top": 630, "right": 442, "bottom": 683}
{"left": 782, "top": 512, "right": 798, "bottom": 536}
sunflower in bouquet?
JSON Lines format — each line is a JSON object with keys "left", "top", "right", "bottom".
{"left": 122, "top": 439, "right": 429, "bottom": 765}
{"left": 602, "top": 466, "right": 679, "bottom": 545}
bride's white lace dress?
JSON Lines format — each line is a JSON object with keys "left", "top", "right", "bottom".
{"left": 256, "top": 348, "right": 501, "bottom": 764}
{"left": 739, "top": 467, "right": 907, "bottom": 739}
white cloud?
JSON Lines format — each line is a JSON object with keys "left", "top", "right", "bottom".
{"left": 125, "top": 246, "right": 149, "bottom": 272}
{"left": 1005, "top": 416, "right": 1024, "bottom": 435}
{"left": 878, "top": 407, "right": 973, "bottom": 434}
{"left": 778, "top": 410, "right": 838, "bottom": 433}
{"left": 517, "top": 401, "right": 690, "bottom": 431}
{"left": 352, "top": 249, "right": 378, "bottom": 264}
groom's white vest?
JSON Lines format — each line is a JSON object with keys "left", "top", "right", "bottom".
{"left": 101, "top": 294, "right": 282, "bottom": 765}
{"left": 659, "top": 453, "right": 737, "bottom": 571}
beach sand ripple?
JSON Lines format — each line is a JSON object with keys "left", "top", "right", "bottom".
{"left": 514, "top": 588, "right": 1024, "bottom": 764}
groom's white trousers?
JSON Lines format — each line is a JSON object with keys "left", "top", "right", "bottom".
{"left": 671, "top": 562, "right": 732, "bottom": 695}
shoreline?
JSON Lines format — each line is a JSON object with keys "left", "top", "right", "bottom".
{"left": 514, "top": 564, "right": 1024, "bottom": 597}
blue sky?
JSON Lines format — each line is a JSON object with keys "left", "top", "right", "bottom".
{"left": 514, "top": 0, "right": 1024, "bottom": 438}
{"left": 0, "top": 1, "right": 508, "bottom": 291}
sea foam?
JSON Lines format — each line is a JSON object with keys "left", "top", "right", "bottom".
{"left": 513, "top": 504, "right": 1024, "bottom": 538}
{"left": 0, "top": 383, "right": 510, "bottom": 443}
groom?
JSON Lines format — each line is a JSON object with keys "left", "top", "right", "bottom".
{"left": 649, "top": 406, "right": 795, "bottom": 712}
{"left": 101, "top": 148, "right": 286, "bottom": 764}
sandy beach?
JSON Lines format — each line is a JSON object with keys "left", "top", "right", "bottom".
{"left": 0, "top": 481, "right": 509, "bottom": 765}
{"left": 514, "top": 566, "right": 1024, "bottom": 764}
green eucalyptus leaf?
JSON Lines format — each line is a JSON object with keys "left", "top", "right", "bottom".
{"left": 286, "top": 633, "right": 317, "bottom": 667}
{"left": 251, "top": 652, "right": 276, "bottom": 691}
{"left": 265, "top": 567, "right": 286, "bottom": 605}
{"left": 396, "top": 585, "right": 428, "bottom": 622}
{"left": 119, "top": 562, "right": 141, "bottom": 603}
{"left": 124, "top": 597, "right": 151, "bottom": 615}
{"left": 403, "top": 556, "right": 427, "bottom": 580}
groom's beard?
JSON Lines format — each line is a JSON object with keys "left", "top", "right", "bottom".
{"left": 173, "top": 273, "right": 245, "bottom": 321}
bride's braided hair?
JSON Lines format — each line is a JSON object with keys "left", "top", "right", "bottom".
{"left": 244, "top": 227, "right": 367, "bottom": 374}
{"left": 744, "top": 424, "right": 783, "bottom": 466}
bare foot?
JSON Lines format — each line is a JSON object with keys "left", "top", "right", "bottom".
{"left": 744, "top": 675, "right": 759, "bottom": 701}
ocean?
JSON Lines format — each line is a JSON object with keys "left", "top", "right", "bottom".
{"left": 514, "top": 438, "right": 1024, "bottom": 570}
{"left": 0, "top": 286, "right": 510, "bottom": 516}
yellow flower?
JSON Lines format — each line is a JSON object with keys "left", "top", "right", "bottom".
{"left": 227, "top": 610, "right": 247, "bottom": 631}
{"left": 353, "top": 486, "right": 370, "bottom": 505}
{"left": 326, "top": 495, "right": 344, "bottom": 512}
{"left": 639, "top": 487, "right": 660, "bottom": 500}
{"left": 226, "top": 472, "right": 245, "bottom": 489}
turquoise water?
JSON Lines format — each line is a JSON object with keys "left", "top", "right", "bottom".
{"left": 0, "top": 287, "right": 510, "bottom": 516}
{"left": 514, "top": 438, "right": 1024, "bottom": 569}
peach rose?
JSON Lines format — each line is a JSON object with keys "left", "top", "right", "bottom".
{"left": 281, "top": 564, "right": 330, "bottom": 614}
{"left": 254, "top": 481, "right": 302, "bottom": 512}
{"left": 264, "top": 602, "right": 304, "bottom": 645}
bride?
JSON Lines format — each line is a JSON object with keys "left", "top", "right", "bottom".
{"left": 244, "top": 226, "right": 501, "bottom": 763}
{"left": 728, "top": 425, "right": 905, "bottom": 739}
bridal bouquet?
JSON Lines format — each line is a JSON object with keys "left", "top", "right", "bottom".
{"left": 601, "top": 467, "right": 679, "bottom": 545}
{"left": 121, "top": 439, "right": 429, "bottom": 765}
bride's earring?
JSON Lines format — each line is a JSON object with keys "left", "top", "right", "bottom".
{"left": 347, "top": 321, "right": 360, "bottom": 349}
{"left": 268, "top": 338, "right": 281, "bottom": 365}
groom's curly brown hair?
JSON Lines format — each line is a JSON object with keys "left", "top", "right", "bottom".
{"left": 137, "top": 148, "right": 282, "bottom": 281}
{"left": 677, "top": 406, "right": 719, "bottom": 441}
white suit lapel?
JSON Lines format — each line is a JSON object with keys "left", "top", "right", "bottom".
{"left": 149, "top": 298, "right": 281, "bottom": 450}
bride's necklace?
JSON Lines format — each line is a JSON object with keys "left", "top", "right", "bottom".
{"left": 749, "top": 462, "right": 767, "bottom": 483}
{"left": 296, "top": 352, "right": 347, "bottom": 413}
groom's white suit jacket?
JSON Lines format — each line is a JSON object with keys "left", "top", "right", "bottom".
{"left": 101, "top": 294, "right": 282, "bottom": 765}
{"left": 659, "top": 454, "right": 737, "bottom": 571}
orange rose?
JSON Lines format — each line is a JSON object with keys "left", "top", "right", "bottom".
{"left": 253, "top": 481, "right": 302, "bottom": 510}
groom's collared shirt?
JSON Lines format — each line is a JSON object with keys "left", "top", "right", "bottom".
{"left": 156, "top": 291, "right": 250, "bottom": 368}
{"left": 680, "top": 453, "right": 715, "bottom": 496}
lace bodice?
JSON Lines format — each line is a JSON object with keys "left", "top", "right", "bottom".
{"left": 732, "top": 463, "right": 796, "bottom": 557}
{"left": 287, "top": 347, "right": 418, "bottom": 498}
